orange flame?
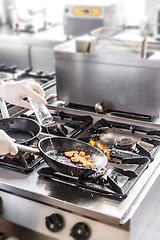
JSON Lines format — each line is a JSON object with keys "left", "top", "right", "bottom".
{"left": 90, "top": 139, "right": 95, "bottom": 146}
{"left": 89, "top": 139, "right": 110, "bottom": 159}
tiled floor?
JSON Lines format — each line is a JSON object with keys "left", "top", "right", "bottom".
{"left": 129, "top": 174, "right": 160, "bottom": 240}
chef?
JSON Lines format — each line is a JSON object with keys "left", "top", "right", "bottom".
{"left": 0, "top": 79, "right": 47, "bottom": 156}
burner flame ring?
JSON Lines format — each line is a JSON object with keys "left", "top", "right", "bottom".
{"left": 115, "top": 137, "right": 134, "bottom": 150}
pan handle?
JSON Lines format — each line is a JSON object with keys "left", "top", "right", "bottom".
{"left": 15, "top": 143, "right": 40, "bottom": 155}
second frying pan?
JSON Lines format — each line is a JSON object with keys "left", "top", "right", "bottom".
{"left": 0, "top": 117, "right": 41, "bottom": 144}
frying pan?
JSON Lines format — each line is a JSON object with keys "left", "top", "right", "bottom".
{"left": 0, "top": 117, "right": 41, "bottom": 144}
{"left": 16, "top": 137, "right": 108, "bottom": 177}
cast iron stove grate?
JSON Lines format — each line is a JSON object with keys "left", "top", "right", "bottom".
{"left": 78, "top": 118, "right": 160, "bottom": 160}
{"left": 37, "top": 118, "right": 160, "bottom": 201}
{"left": 60, "top": 117, "right": 160, "bottom": 200}
{"left": 0, "top": 152, "right": 43, "bottom": 173}
{"left": 0, "top": 64, "right": 55, "bottom": 81}
{"left": 21, "top": 111, "right": 93, "bottom": 138}
{"left": 37, "top": 153, "right": 150, "bottom": 201}
{"left": 37, "top": 166, "right": 128, "bottom": 200}
{"left": 0, "top": 134, "right": 47, "bottom": 173}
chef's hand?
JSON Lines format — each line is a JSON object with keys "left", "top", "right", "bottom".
{"left": 0, "top": 80, "right": 47, "bottom": 110}
{"left": 0, "top": 129, "right": 18, "bottom": 155}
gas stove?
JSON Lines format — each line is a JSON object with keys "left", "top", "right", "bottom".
{"left": 0, "top": 65, "right": 160, "bottom": 240}
{"left": 0, "top": 108, "right": 160, "bottom": 240}
{"left": 34, "top": 114, "right": 160, "bottom": 201}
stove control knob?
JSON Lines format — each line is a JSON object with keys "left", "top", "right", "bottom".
{"left": 45, "top": 213, "right": 63, "bottom": 232}
{"left": 70, "top": 222, "right": 91, "bottom": 240}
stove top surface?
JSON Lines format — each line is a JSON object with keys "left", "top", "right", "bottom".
{"left": 0, "top": 106, "right": 160, "bottom": 225}
{"left": 1, "top": 65, "right": 160, "bottom": 225}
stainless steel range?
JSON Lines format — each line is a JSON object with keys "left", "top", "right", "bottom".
{"left": 0, "top": 64, "right": 160, "bottom": 240}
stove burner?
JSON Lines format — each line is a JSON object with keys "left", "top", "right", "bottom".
{"left": 37, "top": 160, "right": 149, "bottom": 200}
{"left": 37, "top": 167, "right": 126, "bottom": 199}
{"left": 0, "top": 151, "right": 43, "bottom": 173}
{"left": 115, "top": 137, "right": 134, "bottom": 150}
{"left": 0, "top": 136, "right": 45, "bottom": 173}
{"left": 22, "top": 111, "right": 93, "bottom": 138}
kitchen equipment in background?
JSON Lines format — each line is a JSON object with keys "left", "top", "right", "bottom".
{"left": 7, "top": 3, "right": 47, "bottom": 32}
{"left": 75, "top": 35, "right": 96, "bottom": 52}
{"left": 153, "top": 4, "right": 160, "bottom": 39}
{"left": 90, "top": 27, "right": 147, "bottom": 58}
{"left": 0, "top": 0, "right": 6, "bottom": 25}
{"left": 95, "top": 102, "right": 104, "bottom": 113}
{"left": 54, "top": 37, "right": 160, "bottom": 117}
{"left": 63, "top": 2, "right": 125, "bottom": 37}
{"left": 140, "top": 5, "right": 160, "bottom": 40}
{"left": 144, "top": 0, "right": 160, "bottom": 39}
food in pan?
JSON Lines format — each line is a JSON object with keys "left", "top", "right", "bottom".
{"left": 64, "top": 150, "right": 96, "bottom": 168}
{"left": 64, "top": 150, "right": 79, "bottom": 158}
